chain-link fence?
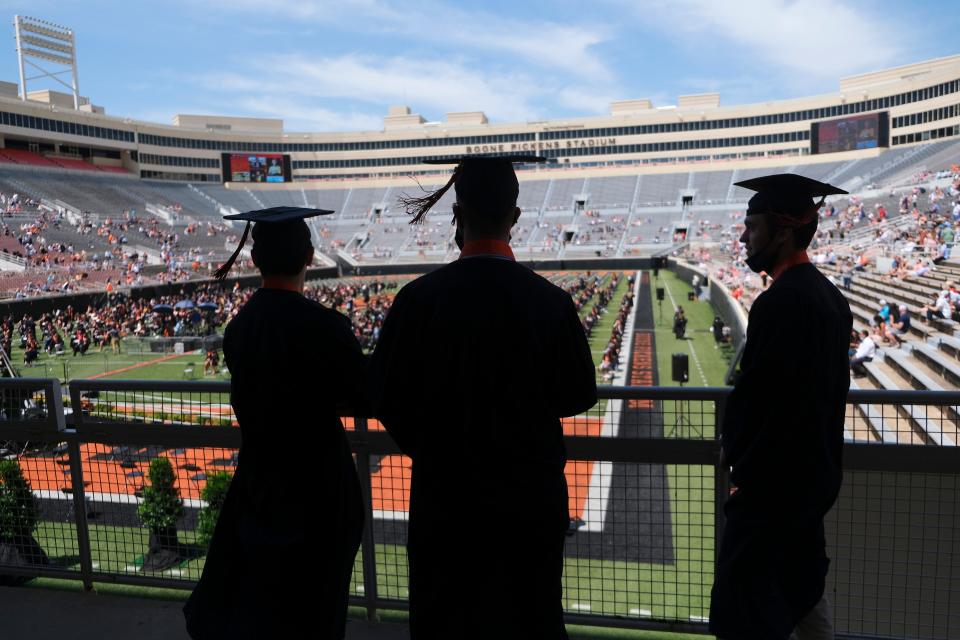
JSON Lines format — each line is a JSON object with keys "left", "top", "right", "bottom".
{"left": 0, "top": 380, "right": 957, "bottom": 637}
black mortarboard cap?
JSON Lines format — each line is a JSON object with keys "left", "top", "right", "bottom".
{"left": 400, "top": 155, "right": 547, "bottom": 224}
{"left": 214, "top": 206, "right": 334, "bottom": 280}
{"left": 735, "top": 173, "right": 848, "bottom": 228}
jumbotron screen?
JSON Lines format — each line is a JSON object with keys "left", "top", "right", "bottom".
{"left": 811, "top": 112, "right": 888, "bottom": 154}
{"left": 222, "top": 153, "right": 292, "bottom": 183}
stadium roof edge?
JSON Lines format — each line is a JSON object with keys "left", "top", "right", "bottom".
{"left": 840, "top": 54, "right": 960, "bottom": 93}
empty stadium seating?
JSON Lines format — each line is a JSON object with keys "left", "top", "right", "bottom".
{"left": 0, "top": 138, "right": 952, "bottom": 268}
{"left": 0, "top": 149, "right": 60, "bottom": 168}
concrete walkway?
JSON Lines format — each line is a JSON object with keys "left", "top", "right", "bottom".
{"left": 0, "top": 586, "right": 409, "bottom": 639}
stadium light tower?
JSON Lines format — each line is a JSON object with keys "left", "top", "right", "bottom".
{"left": 14, "top": 15, "right": 80, "bottom": 109}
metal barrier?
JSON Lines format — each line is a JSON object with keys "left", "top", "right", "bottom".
{"left": 0, "top": 380, "right": 958, "bottom": 638}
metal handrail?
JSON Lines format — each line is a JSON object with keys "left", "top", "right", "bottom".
{"left": 1, "top": 379, "right": 959, "bottom": 637}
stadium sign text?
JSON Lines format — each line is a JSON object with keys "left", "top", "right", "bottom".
{"left": 465, "top": 138, "right": 617, "bottom": 155}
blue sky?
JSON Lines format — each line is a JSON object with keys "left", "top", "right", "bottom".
{"left": 3, "top": 0, "right": 959, "bottom": 132}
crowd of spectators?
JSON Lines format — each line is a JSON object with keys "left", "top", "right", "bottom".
{"left": 307, "top": 279, "right": 398, "bottom": 351}
{"left": 599, "top": 274, "right": 635, "bottom": 381}
{"left": 558, "top": 273, "right": 607, "bottom": 315}
{"left": 581, "top": 274, "right": 621, "bottom": 338}
{"left": 2, "top": 279, "right": 403, "bottom": 363}
{"left": 679, "top": 162, "right": 960, "bottom": 318}
{"left": 0, "top": 199, "right": 245, "bottom": 298}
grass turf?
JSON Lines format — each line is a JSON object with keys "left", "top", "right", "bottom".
{"left": 11, "top": 343, "right": 229, "bottom": 382}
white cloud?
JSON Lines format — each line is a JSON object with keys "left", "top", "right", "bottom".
{"left": 238, "top": 97, "right": 383, "bottom": 132}
{"left": 635, "top": 0, "right": 903, "bottom": 79}
{"left": 195, "top": 0, "right": 613, "bottom": 81}
{"left": 195, "top": 54, "right": 552, "bottom": 124}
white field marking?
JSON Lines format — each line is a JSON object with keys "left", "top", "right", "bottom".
{"left": 579, "top": 406, "right": 616, "bottom": 533}
{"left": 125, "top": 565, "right": 140, "bottom": 572}
{"left": 372, "top": 509, "right": 409, "bottom": 522}
{"left": 689, "top": 615, "right": 710, "bottom": 623}
{"left": 166, "top": 568, "right": 184, "bottom": 577}
{"left": 663, "top": 279, "right": 709, "bottom": 386}
{"left": 581, "top": 271, "right": 642, "bottom": 533}
{"left": 356, "top": 585, "right": 365, "bottom": 593}
{"left": 629, "top": 608, "right": 652, "bottom": 617}
{"left": 570, "top": 603, "right": 592, "bottom": 611}
{"left": 91, "top": 563, "right": 100, "bottom": 570}
{"left": 33, "top": 489, "right": 207, "bottom": 510}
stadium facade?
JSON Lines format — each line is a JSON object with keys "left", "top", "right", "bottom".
{"left": 1, "top": 55, "right": 959, "bottom": 186}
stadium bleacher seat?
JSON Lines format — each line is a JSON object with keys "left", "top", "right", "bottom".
{"left": 49, "top": 157, "right": 100, "bottom": 172}
{"left": 0, "top": 149, "right": 60, "bottom": 168}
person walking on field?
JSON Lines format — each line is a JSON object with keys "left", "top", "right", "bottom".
{"left": 369, "top": 155, "right": 597, "bottom": 639}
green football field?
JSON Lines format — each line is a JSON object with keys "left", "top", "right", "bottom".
{"left": 12, "top": 341, "right": 229, "bottom": 383}
{"left": 21, "top": 270, "right": 731, "bottom": 637}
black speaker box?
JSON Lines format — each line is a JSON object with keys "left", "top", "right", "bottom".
{"left": 672, "top": 353, "right": 689, "bottom": 383}
{"left": 656, "top": 287, "right": 665, "bottom": 301}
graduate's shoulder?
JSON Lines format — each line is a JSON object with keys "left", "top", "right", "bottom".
{"left": 244, "top": 288, "right": 354, "bottom": 330}
{"left": 298, "top": 294, "right": 355, "bottom": 329}
{"left": 773, "top": 263, "right": 849, "bottom": 307}
{"left": 754, "top": 265, "right": 850, "bottom": 323}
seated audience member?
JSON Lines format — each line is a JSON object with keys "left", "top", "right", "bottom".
{"left": 922, "top": 291, "right": 953, "bottom": 321}
{"left": 71, "top": 327, "right": 89, "bottom": 356}
{"left": 203, "top": 348, "right": 219, "bottom": 376}
{"left": 849, "top": 328, "right": 862, "bottom": 356}
{"left": 850, "top": 329, "right": 876, "bottom": 377}
{"left": 23, "top": 335, "right": 38, "bottom": 364}
{"left": 889, "top": 305, "right": 911, "bottom": 344}
{"left": 946, "top": 282, "right": 960, "bottom": 307}
{"left": 885, "top": 256, "right": 901, "bottom": 279}
{"left": 875, "top": 299, "right": 892, "bottom": 325}
{"left": 874, "top": 319, "right": 900, "bottom": 348}
{"left": 841, "top": 263, "right": 853, "bottom": 290}
{"left": 910, "top": 258, "right": 933, "bottom": 279}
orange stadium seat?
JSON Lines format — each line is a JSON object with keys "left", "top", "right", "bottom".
{"left": 0, "top": 148, "right": 60, "bottom": 167}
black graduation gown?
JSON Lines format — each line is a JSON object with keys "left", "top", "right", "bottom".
{"left": 184, "top": 288, "right": 366, "bottom": 640}
{"left": 710, "top": 263, "right": 852, "bottom": 640}
{"left": 368, "top": 257, "right": 597, "bottom": 639}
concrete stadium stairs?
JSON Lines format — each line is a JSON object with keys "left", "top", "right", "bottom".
{"left": 818, "top": 261, "right": 960, "bottom": 446}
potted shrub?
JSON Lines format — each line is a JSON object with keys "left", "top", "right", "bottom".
{"left": 196, "top": 471, "right": 232, "bottom": 548}
{"left": 0, "top": 459, "right": 48, "bottom": 585}
{"left": 137, "top": 457, "right": 183, "bottom": 570}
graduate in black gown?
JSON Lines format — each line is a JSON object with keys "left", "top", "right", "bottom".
{"left": 184, "top": 207, "right": 366, "bottom": 640}
{"left": 710, "top": 175, "right": 852, "bottom": 640}
{"left": 368, "top": 156, "right": 597, "bottom": 639}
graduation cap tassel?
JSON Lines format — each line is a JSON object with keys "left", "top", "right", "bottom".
{"left": 214, "top": 221, "right": 251, "bottom": 281}
{"left": 398, "top": 167, "right": 459, "bottom": 225}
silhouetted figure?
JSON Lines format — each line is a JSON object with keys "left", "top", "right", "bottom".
{"left": 673, "top": 306, "right": 687, "bottom": 339}
{"left": 184, "top": 207, "right": 365, "bottom": 640}
{"left": 712, "top": 175, "right": 852, "bottom": 639}
{"left": 370, "top": 156, "right": 597, "bottom": 639}
{"left": 711, "top": 315, "right": 725, "bottom": 345}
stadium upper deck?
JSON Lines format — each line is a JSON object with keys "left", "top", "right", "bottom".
{"left": 0, "top": 55, "right": 959, "bottom": 184}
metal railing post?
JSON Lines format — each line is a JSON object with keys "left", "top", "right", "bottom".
{"left": 353, "top": 414, "right": 380, "bottom": 621}
{"left": 713, "top": 396, "right": 729, "bottom": 569}
{"left": 66, "top": 434, "right": 94, "bottom": 591}
{"left": 67, "top": 382, "right": 95, "bottom": 590}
